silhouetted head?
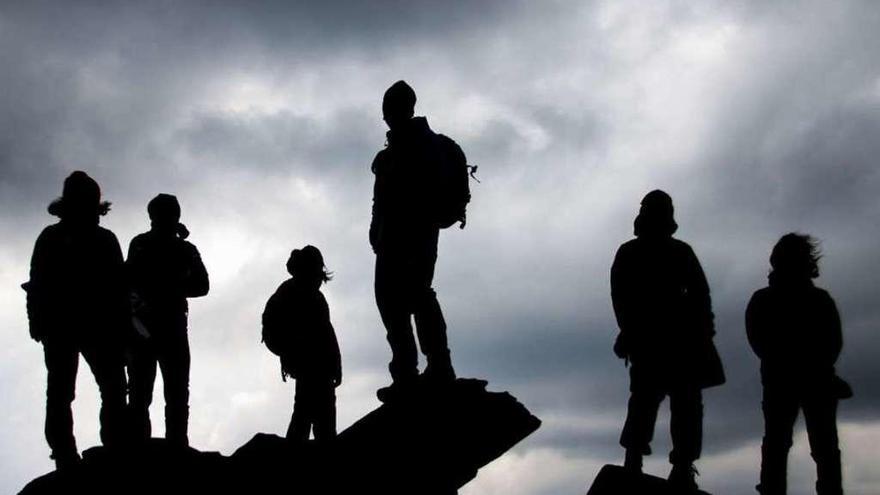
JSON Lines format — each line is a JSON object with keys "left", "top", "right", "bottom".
{"left": 382, "top": 80, "right": 416, "bottom": 131}
{"left": 147, "top": 193, "right": 189, "bottom": 239}
{"left": 634, "top": 189, "right": 677, "bottom": 238}
{"left": 286, "top": 245, "right": 332, "bottom": 289}
{"left": 48, "top": 171, "right": 111, "bottom": 223}
{"left": 769, "top": 233, "right": 820, "bottom": 285}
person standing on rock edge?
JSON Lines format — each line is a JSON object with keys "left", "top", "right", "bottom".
{"left": 610, "top": 190, "right": 725, "bottom": 491}
{"left": 370, "top": 80, "right": 470, "bottom": 400}
{"left": 747, "top": 234, "right": 846, "bottom": 495}
{"left": 24, "top": 171, "right": 129, "bottom": 469}
{"left": 262, "top": 246, "right": 341, "bottom": 442}
{"left": 126, "top": 193, "right": 209, "bottom": 447}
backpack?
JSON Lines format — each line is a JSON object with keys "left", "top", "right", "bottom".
{"left": 261, "top": 289, "right": 291, "bottom": 357}
{"left": 432, "top": 134, "right": 477, "bottom": 229}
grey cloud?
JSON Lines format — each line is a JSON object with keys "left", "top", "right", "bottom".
{"left": 3, "top": 2, "right": 880, "bottom": 494}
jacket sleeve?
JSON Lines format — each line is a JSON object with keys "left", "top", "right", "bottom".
{"left": 684, "top": 244, "right": 715, "bottom": 337}
{"left": 745, "top": 292, "right": 765, "bottom": 359}
{"left": 610, "top": 245, "right": 633, "bottom": 335}
{"left": 26, "top": 229, "right": 54, "bottom": 341}
{"left": 369, "top": 151, "right": 385, "bottom": 253}
{"left": 822, "top": 291, "right": 843, "bottom": 365}
{"left": 105, "top": 231, "right": 132, "bottom": 337}
{"left": 321, "top": 293, "right": 342, "bottom": 382}
{"left": 126, "top": 236, "right": 145, "bottom": 296}
{"left": 184, "top": 242, "right": 209, "bottom": 298}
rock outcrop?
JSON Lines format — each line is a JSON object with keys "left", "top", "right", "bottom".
{"left": 587, "top": 464, "right": 713, "bottom": 495}
{"left": 19, "top": 378, "right": 540, "bottom": 495}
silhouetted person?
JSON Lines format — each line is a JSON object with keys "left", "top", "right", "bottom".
{"left": 371, "top": 80, "right": 467, "bottom": 398}
{"left": 610, "top": 190, "right": 724, "bottom": 491}
{"left": 262, "top": 246, "right": 341, "bottom": 442}
{"left": 126, "top": 194, "right": 209, "bottom": 446}
{"left": 747, "top": 234, "right": 845, "bottom": 495}
{"left": 25, "top": 171, "right": 129, "bottom": 469}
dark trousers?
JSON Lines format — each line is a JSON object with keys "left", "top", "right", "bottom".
{"left": 758, "top": 383, "right": 842, "bottom": 495}
{"left": 128, "top": 321, "right": 190, "bottom": 445}
{"left": 287, "top": 378, "right": 336, "bottom": 442}
{"left": 375, "top": 250, "right": 451, "bottom": 382}
{"left": 43, "top": 335, "right": 126, "bottom": 458}
{"left": 620, "top": 366, "right": 703, "bottom": 465}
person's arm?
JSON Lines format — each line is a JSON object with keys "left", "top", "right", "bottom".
{"left": 681, "top": 244, "right": 715, "bottom": 338}
{"left": 823, "top": 291, "right": 843, "bottom": 364}
{"left": 321, "top": 294, "right": 342, "bottom": 386}
{"left": 745, "top": 292, "right": 765, "bottom": 359}
{"left": 184, "top": 242, "right": 209, "bottom": 298}
{"left": 369, "top": 151, "right": 385, "bottom": 254}
{"left": 106, "top": 231, "right": 133, "bottom": 341}
{"left": 610, "top": 246, "right": 633, "bottom": 359}
{"left": 26, "top": 229, "right": 53, "bottom": 342}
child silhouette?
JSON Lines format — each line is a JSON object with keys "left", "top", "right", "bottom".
{"left": 262, "top": 246, "right": 341, "bottom": 442}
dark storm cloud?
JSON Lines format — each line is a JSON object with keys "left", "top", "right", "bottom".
{"left": 3, "top": 1, "right": 880, "bottom": 494}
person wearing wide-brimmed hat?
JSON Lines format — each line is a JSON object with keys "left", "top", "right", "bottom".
{"left": 24, "top": 171, "right": 129, "bottom": 469}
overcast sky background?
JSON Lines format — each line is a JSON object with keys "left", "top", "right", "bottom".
{"left": 1, "top": 1, "right": 879, "bottom": 493}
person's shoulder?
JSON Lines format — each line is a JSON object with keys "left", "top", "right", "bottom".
{"left": 129, "top": 231, "right": 151, "bottom": 246}
{"left": 96, "top": 225, "right": 121, "bottom": 244}
{"left": 436, "top": 133, "right": 465, "bottom": 155}
{"left": 619, "top": 238, "right": 639, "bottom": 249}
{"left": 277, "top": 278, "right": 296, "bottom": 292}
{"left": 372, "top": 147, "right": 390, "bottom": 173}
{"left": 669, "top": 237, "right": 695, "bottom": 252}
{"left": 750, "top": 286, "right": 772, "bottom": 301}
{"left": 809, "top": 286, "right": 836, "bottom": 304}
{"left": 615, "top": 238, "right": 640, "bottom": 254}
{"left": 36, "top": 223, "right": 62, "bottom": 240}
{"left": 180, "top": 238, "right": 200, "bottom": 254}
{"left": 270, "top": 278, "right": 296, "bottom": 300}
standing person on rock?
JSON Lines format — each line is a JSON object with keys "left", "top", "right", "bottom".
{"left": 369, "top": 80, "right": 471, "bottom": 401}
{"left": 25, "top": 171, "right": 130, "bottom": 469}
{"left": 610, "top": 190, "right": 725, "bottom": 491}
{"left": 127, "top": 193, "right": 209, "bottom": 447}
{"left": 262, "top": 245, "right": 341, "bottom": 442}
{"left": 747, "top": 233, "right": 847, "bottom": 495}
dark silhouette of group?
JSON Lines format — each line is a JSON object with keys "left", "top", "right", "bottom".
{"left": 23, "top": 81, "right": 847, "bottom": 495}
{"left": 611, "top": 191, "right": 848, "bottom": 494}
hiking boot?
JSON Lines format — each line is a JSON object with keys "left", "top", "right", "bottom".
{"left": 377, "top": 378, "right": 416, "bottom": 403}
{"left": 421, "top": 364, "right": 456, "bottom": 385}
{"left": 668, "top": 463, "right": 699, "bottom": 492}
{"left": 623, "top": 449, "right": 643, "bottom": 474}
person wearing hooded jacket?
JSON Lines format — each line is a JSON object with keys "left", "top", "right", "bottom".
{"left": 610, "top": 190, "right": 725, "bottom": 490}
{"left": 262, "top": 246, "right": 341, "bottom": 442}
{"left": 126, "top": 193, "right": 208, "bottom": 446}
{"left": 25, "top": 171, "right": 129, "bottom": 469}
{"left": 369, "top": 80, "right": 464, "bottom": 399}
{"left": 747, "top": 234, "right": 845, "bottom": 495}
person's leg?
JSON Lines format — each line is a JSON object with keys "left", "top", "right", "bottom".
{"left": 81, "top": 339, "right": 127, "bottom": 449}
{"left": 668, "top": 387, "right": 703, "bottom": 488}
{"left": 803, "top": 392, "right": 842, "bottom": 495}
{"left": 619, "top": 367, "right": 665, "bottom": 470}
{"left": 758, "top": 385, "right": 799, "bottom": 495}
{"left": 412, "top": 250, "right": 453, "bottom": 381}
{"left": 43, "top": 338, "right": 80, "bottom": 466}
{"left": 375, "top": 254, "right": 418, "bottom": 383}
{"left": 312, "top": 383, "right": 337, "bottom": 442}
{"left": 158, "top": 323, "right": 190, "bottom": 446}
{"left": 287, "top": 379, "right": 313, "bottom": 442}
{"left": 128, "top": 337, "right": 158, "bottom": 441}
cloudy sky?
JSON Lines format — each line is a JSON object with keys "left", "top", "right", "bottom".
{"left": 2, "top": 1, "right": 880, "bottom": 493}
